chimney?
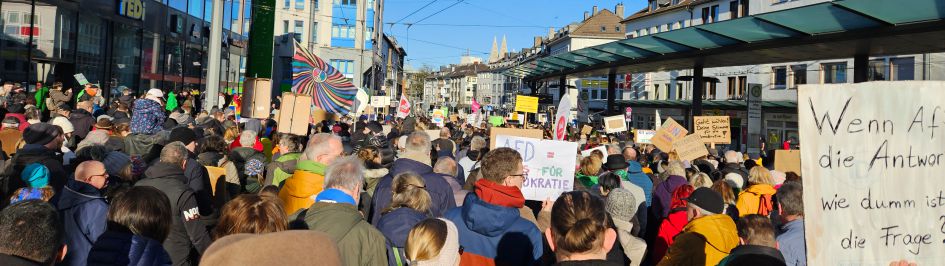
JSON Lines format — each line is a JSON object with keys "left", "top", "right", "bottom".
{"left": 593, "top": 5, "right": 598, "bottom": 15}
{"left": 616, "top": 3, "right": 624, "bottom": 18}
{"left": 548, "top": 27, "right": 555, "bottom": 39}
{"left": 584, "top": 11, "right": 589, "bottom": 20}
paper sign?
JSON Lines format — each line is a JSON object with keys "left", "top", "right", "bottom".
{"left": 431, "top": 109, "right": 445, "bottom": 126}
{"left": 651, "top": 117, "right": 688, "bottom": 152}
{"left": 449, "top": 114, "right": 458, "bottom": 123}
{"left": 276, "top": 93, "right": 312, "bottom": 136}
{"left": 635, "top": 129, "right": 656, "bottom": 144}
{"left": 514, "top": 95, "right": 539, "bottom": 113}
{"left": 425, "top": 130, "right": 440, "bottom": 140}
{"left": 694, "top": 116, "right": 731, "bottom": 144}
{"left": 581, "top": 125, "right": 592, "bottom": 135}
{"left": 74, "top": 74, "right": 89, "bottom": 86}
{"left": 773, "top": 150, "right": 801, "bottom": 174}
{"left": 489, "top": 116, "right": 504, "bottom": 127}
{"left": 799, "top": 81, "right": 945, "bottom": 265}
{"left": 603, "top": 115, "right": 628, "bottom": 134}
{"left": 554, "top": 94, "right": 572, "bottom": 140}
{"left": 495, "top": 135, "right": 577, "bottom": 201}
{"left": 581, "top": 146, "right": 607, "bottom": 158}
{"left": 673, "top": 134, "right": 709, "bottom": 162}
{"left": 489, "top": 128, "right": 543, "bottom": 148}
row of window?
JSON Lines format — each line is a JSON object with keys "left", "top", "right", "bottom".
{"left": 329, "top": 59, "right": 354, "bottom": 75}
{"left": 630, "top": 0, "right": 748, "bottom": 38}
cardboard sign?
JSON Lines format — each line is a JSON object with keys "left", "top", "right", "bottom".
{"left": 635, "top": 129, "right": 656, "bottom": 144}
{"left": 672, "top": 134, "right": 709, "bottom": 162}
{"left": 370, "top": 96, "right": 390, "bottom": 108}
{"left": 651, "top": 117, "right": 688, "bottom": 152}
{"left": 276, "top": 93, "right": 312, "bottom": 136}
{"left": 581, "top": 145, "right": 607, "bottom": 158}
{"left": 773, "top": 150, "right": 801, "bottom": 174}
{"left": 514, "top": 95, "right": 539, "bottom": 113}
{"left": 74, "top": 74, "right": 89, "bottom": 86}
{"left": 603, "top": 115, "right": 628, "bottom": 134}
{"left": 798, "top": 81, "right": 945, "bottom": 265}
{"left": 449, "top": 114, "right": 458, "bottom": 123}
{"left": 694, "top": 116, "right": 731, "bottom": 144}
{"left": 581, "top": 125, "right": 592, "bottom": 135}
{"left": 489, "top": 128, "right": 543, "bottom": 148}
{"left": 495, "top": 135, "right": 577, "bottom": 201}
{"left": 241, "top": 78, "right": 272, "bottom": 119}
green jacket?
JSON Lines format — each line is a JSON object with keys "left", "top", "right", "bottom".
{"left": 266, "top": 152, "right": 302, "bottom": 187}
{"left": 166, "top": 91, "right": 178, "bottom": 111}
{"left": 293, "top": 202, "right": 387, "bottom": 266}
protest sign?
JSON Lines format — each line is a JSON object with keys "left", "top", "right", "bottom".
{"left": 773, "top": 150, "right": 801, "bottom": 174}
{"left": 672, "top": 134, "right": 709, "bottom": 162}
{"left": 799, "top": 81, "right": 945, "bottom": 265}
{"left": 624, "top": 107, "right": 633, "bottom": 121}
{"left": 693, "top": 116, "right": 731, "bottom": 144}
{"left": 635, "top": 129, "right": 656, "bottom": 144}
{"left": 581, "top": 146, "right": 607, "bottom": 158}
{"left": 603, "top": 115, "right": 628, "bottom": 134}
{"left": 74, "top": 73, "right": 89, "bottom": 86}
{"left": 488, "top": 116, "right": 504, "bottom": 127}
{"left": 370, "top": 96, "right": 390, "bottom": 108}
{"left": 554, "top": 94, "right": 572, "bottom": 140}
{"left": 495, "top": 135, "right": 577, "bottom": 201}
{"left": 489, "top": 128, "right": 543, "bottom": 148}
{"left": 515, "top": 95, "right": 539, "bottom": 113}
{"left": 276, "top": 93, "right": 312, "bottom": 136}
{"left": 396, "top": 94, "right": 410, "bottom": 118}
{"left": 449, "top": 114, "right": 458, "bottom": 123}
{"left": 651, "top": 117, "right": 688, "bottom": 152}
{"left": 581, "top": 125, "right": 592, "bottom": 135}
{"left": 431, "top": 109, "right": 445, "bottom": 126}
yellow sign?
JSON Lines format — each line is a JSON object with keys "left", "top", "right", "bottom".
{"left": 118, "top": 0, "right": 145, "bottom": 20}
{"left": 514, "top": 95, "right": 539, "bottom": 113}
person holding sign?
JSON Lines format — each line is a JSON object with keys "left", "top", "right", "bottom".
{"left": 444, "top": 147, "right": 543, "bottom": 266}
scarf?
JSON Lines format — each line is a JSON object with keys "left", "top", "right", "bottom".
{"left": 313, "top": 188, "right": 356, "bottom": 206}
{"left": 474, "top": 179, "right": 525, "bottom": 208}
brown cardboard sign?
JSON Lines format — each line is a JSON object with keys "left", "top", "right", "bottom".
{"left": 694, "top": 116, "right": 731, "bottom": 144}
{"left": 651, "top": 117, "right": 688, "bottom": 152}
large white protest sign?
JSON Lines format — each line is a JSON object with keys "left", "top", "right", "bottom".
{"left": 799, "top": 81, "right": 945, "bottom": 265}
{"left": 495, "top": 135, "right": 577, "bottom": 201}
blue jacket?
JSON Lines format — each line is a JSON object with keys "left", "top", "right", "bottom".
{"left": 371, "top": 158, "right": 456, "bottom": 225}
{"left": 444, "top": 193, "right": 542, "bottom": 265}
{"left": 777, "top": 219, "right": 807, "bottom": 266}
{"left": 88, "top": 229, "right": 172, "bottom": 266}
{"left": 626, "top": 161, "right": 653, "bottom": 207}
{"left": 377, "top": 208, "right": 427, "bottom": 266}
{"left": 53, "top": 179, "right": 108, "bottom": 266}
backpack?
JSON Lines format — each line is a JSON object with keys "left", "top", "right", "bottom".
{"left": 751, "top": 191, "right": 774, "bottom": 216}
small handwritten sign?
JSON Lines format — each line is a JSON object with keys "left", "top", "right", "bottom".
{"left": 694, "top": 116, "right": 731, "bottom": 144}
{"left": 603, "top": 115, "right": 628, "bottom": 134}
{"left": 651, "top": 117, "right": 688, "bottom": 152}
{"left": 673, "top": 134, "right": 709, "bottom": 162}
{"left": 495, "top": 135, "right": 577, "bottom": 201}
{"left": 635, "top": 129, "right": 656, "bottom": 144}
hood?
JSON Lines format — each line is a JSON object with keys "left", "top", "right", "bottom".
{"left": 306, "top": 202, "right": 365, "bottom": 242}
{"left": 56, "top": 179, "right": 104, "bottom": 210}
{"left": 378, "top": 208, "right": 426, "bottom": 247}
{"left": 390, "top": 158, "right": 434, "bottom": 177}
{"left": 627, "top": 161, "right": 644, "bottom": 174}
{"left": 658, "top": 175, "right": 687, "bottom": 195}
{"left": 684, "top": 214, "right": 739, "bottom": 254}
{"left": 282, "top": 161, "right": 326, "bottom": 198}
{"left": 459, "top": 193, "right": 523, "bottom": 237}
{"left": 275, "top": 152, "right": 302, "bottom": 162}
{"left": 744, "top": 183, "right": 777, "bottom": 195}
{"left": 143, "top": 162, "right": 187, "bottom": 182}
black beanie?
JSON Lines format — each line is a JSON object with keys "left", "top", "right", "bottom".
{"left": 168, "top": 127, "right": 197, "bottom": 145}
{"left": 24, "top": 123, "right": 61, "bottom": 145}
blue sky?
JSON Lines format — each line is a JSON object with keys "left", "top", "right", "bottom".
{"left": 382, "top": 0, "right": 646, "bottom": 69}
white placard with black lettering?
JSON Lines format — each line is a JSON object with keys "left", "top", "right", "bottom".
{"left": 495, "top": 135, "right": 578, "bottom": 201}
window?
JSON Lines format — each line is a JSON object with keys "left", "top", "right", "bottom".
{"left": 283, "top": 20, "right": 289, "bottom": 34}
{"left": 822, "top": 62, "right": 847, "bottom": 84}
{"left": 727, "top": 77, "right": 736, "bottom": 98}
{"left": 730, "top": 1, "right": 740, "bottom": 19}
{"left": 654, "top": 84, "right": 661, "bottom": 99}
{"left": 311, "top": 22, "right": 318, "bottom": 43}
{"left": 640, "top": 28, "right": 647, "bottom": 36}
{"left": 869, "top": 59, "right": 886, "bottom": 81}
{"left": 650, "top": 0, "right": 658, "bottom": 11}
{"left": 294, "top": 20, "right": 303, "bottom": 42}
{"left": 334, "top": 0, "right": 356, "bottom": 5}
{"left": 295, "top": 0, "right": 304, "bottom": 10}
{"left": 702, "top": 5, "right": 719, "bottom": 24}
{"left": 329, "top": 59, "right": 354, "bottom": 75}
{"left": 601, "top": 26, "right": 606, "bottom": 32}
{"left": 673, "top": 21, "right": 681, "bottom": 30}
{"left": 738, "top": 76, "right": 747, "bottom": 97}
{"left": 790, "top": 65, "right": 807, "bottom": 89}
{"left": 615, "top": 25, "right": 621, "bottom": 32}
{"left": 772, "top": 66, "right": 787, "bottom": 88}
{"left": 703, "top": 81, "right": 716, "bottom": 100}
{"left": 284, "top": 0, "right": 289, "bottom": 9}
{"left": 890, "top": 57, "right": 915, "bottom": 81}
{"left": 740, "top": 0, "right": 750, "bottom": 17}
{"left": 651, "top": 26, "right": 658, "bottom": 34}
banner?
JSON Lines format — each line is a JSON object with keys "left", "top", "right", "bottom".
{"left": 673, "top": 134, "right": 709, "bottom": 162}
{"left": 488, "top": 116, "right": 504, "bottom": 127}
{"left": 604, "top": 115, "right": 628, "bottom": 134}
{"left": 554, "top": 94, "right": 572, "bottom": 140}
{"left": 651, "top": 117, "right": 688, "bottom": 152}
{"left": 635, "top": 129, "right": 656, "bottom": 144}
{"left": 495, "top": 135, "right": 577, "bottom": 201}
{"left": 515, "top": 95, "right": 539, "bottom": 113}
{"left": 396, "top": 94, "right": 410, "bottom": 118}
{"left": 489, "top": 128, "right": 543, "bottom": 148}
{"left": 693, "top": 116, "right": 731, "bottom": 144}
{"left": 799, "top": 81, "right": 945, "bottom": 265}
{"left": 431, "top": 109, "right": 445, "bottom": 126}
{"left": 471, "top": 98, "right": 481, "bottom": 113}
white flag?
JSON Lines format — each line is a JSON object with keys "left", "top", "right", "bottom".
{"left": 553, "top": 94, "right": 572, "bottom": 140}
{"left": 396, "top": 94, "right": 411, "bottom": 118}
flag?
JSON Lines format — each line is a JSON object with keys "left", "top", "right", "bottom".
{"left": 290, "top": 39, "right": 356, "bottom": 114}
{"left": 396, "top": 94, "right": 411, "bottom": 118}
{"left": 553, "top": 94, "right": 571, "bottom": 140}
{"left": 655, "top": 109, "right": 662, "bottom": 130}
{"left": 471, "top": 98, "right": 481, "bottom": 113}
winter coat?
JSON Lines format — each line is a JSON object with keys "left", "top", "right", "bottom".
{"left": 613, "top": 218, "right": 647, "bottom": 266}
{"left": 0, "top": 127, "right": 22, "bottom": 156}
{"left": 183, "top": 156, "right": 214, "bottom": 217}
{"left": 444, "top": 193, "right": 543, "bottom": 266}
{"left": 651, "top": 175, "right": 687, "bottom": 219}
{"left": 225, "top": 147, "right": 265, "bottom": 192}
{"left": 439, "top": 172, "right": 468, "bottom": 206}
{"left": 69, "top": 109, "right": 96, "bottom": 139}
{"left": 370, "top": 157, "right": 456, "bottom": 225}
{"left": 3, "top": 144, "right": 67, "bottom": 195}
{"left": 0, "top": 253, "right": 42, "bottom": 266}
{"left": 718, "top": 244, "right": 786, "bottom": 266}
{"left": 53, "top": 179, "right": 108, "bottom": 266}
{"left": 777, "top": 219, "right": 806, "bottom": 266}
{"left": 718, "top": 163, "right": 749, "bottom": 188}
{"left": 627, "top": 161, "right": 653, "bottom": 207}
{"left": 196, "top": 152, "right": 225, "bottom": 167}
{"left": 293, "top": 202, "right": 387, "bottom": 266}
{"left": 3, "top": 113, "right": 28, "bottom": 132}
{"left": 377, "top": 208, "right": 427, "bottom": 266}
{"left": 363, "top": 168, "right": 389, "bottom": 197}
{"left": 265, "top": 152, "right": 301, "bottom": 187}
{"left": 48, "top": 89, "right": 72, "bottom": 111}
{"left": 88, "top": 228, "right": 173, "bottom": 266}
{"left": 653, "top": 209, "right": 689, "bottom": 264}
{"left": 278, "top": 160, "right": 327, "bottom": 215}
{"left": 136, "top": 163, "right": 212, "bottom": 266}
{"left": 131, "top": 99, "right": 166, "bottom": 135}
{"left": 658, "top": 214, "right": 738, "bottom": 266}
{"left": 124, "top": 134, "right": 163, "bottom": 158}
{"left": 735, "top": 184, "right": 776, "bottom": 217}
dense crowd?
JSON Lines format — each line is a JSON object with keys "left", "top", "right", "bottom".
{"left": 0, "top": 81, "right": 807, "bottom": 266}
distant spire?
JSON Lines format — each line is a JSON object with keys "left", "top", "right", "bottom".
{"left": 499, "top": 35, "right": 508, "bottom": 60}
{"left": 489, "top": 36, "right": 499, "bottom": 63}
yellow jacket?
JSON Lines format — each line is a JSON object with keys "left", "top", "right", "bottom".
{"left": 658, "top": 214, "right": 739, "bottom": 266}
{"left": 277, "top": 160, "right": 327, "bottom": 215}
{"left": 735, "top": 184, "right": 777, "bottom": 217}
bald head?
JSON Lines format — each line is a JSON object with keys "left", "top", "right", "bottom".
{"left": 75, "top": 161, "right": 107, "bottom": 189}
{"left": 433, "top": 156, "right": 458, "bottom": 177}
{"left": 623, "top": 147, "right": 638, "bottom": 161}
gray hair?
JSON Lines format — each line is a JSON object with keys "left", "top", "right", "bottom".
{"left": 622, "top": 146, "right": 638, "bottom": 161}
{"left": 433, "top": 156, "right": 458, "bottom": 177}
{"left": 469, "top": 136, "right": 486, "bottom": 151}
{"left": 160, "top": 141, "right": 189, "bottom": 165}
{"left": 724, "top": 150, "right": 740, "bottom": 163}
{"left": 777, "top": 181, "right": 804, "bottom": 216}
{"left": 239, "top": 130, "right": 257, "bottom": 148}
{"left": 323, "top": 155, "right": 365, "bottom": 192}
{"left": 607, "top": 144, "right": 621, "bottom": 155}
{"left": 302, "top": 133, "right": 341, "bottom": 161}
{"left": 690, "top": 203, "right": 718, "bottom": 216}
{"left": 405, "top": 131, "right": 431, "bottom": 153}
{"left": 279, "top": 133, "right": 302, "bottom": 153}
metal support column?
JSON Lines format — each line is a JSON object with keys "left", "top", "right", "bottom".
{"left": 607, "top": 70, "right": 617, "bottom": 114}
{"left": 853, "top": 53, "right": 869, "bottom": 83}
{"left": 205, "top": 0, "right": 225, "bottom": 110}
{"left": 558, "top": 75, "right": 566, "bottom": 100}
{"left": 691, "top": 65, "right": 704, "bottom": 129}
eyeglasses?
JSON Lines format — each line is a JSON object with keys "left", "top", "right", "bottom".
{"left": 87, "top": 172, "right": 108, "bottom": 180}
{"left": 509, "top": 172, "right": 528, "bottom": 181}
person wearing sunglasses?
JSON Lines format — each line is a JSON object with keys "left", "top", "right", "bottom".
{"left": 52, "top": 160, "right": 110, "bottom": 266}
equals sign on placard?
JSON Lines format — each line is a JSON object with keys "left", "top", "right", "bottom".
{"left": 547, "top": 152, "right": 555, "bottom": 158}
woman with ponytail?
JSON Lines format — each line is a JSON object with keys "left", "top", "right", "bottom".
{"left": 546, "top": 190, "right": 621, "bottom": 265}
{"left": 376, "top": 172, "right": 432, "bottom": 266}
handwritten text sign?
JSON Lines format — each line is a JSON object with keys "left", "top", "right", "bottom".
{"left": 651, "top": 117, "right": 688, "bottom": 152}
{"left": 694, "top": 116, "right": 731, "bottom": 144}
{"left": 673, "top": 134, "right": 709, "bottom": 162}
{"left": 515, "top": 95, "right": 539, "bottom": 113}
{"left": 799, "top": 81, "right": 945, "bottom": 265}
{"left": 495, "top": 135, "right": 577, "bottom": 201}
{"left": 635, "top": 130, "right": 656, "bottom": 144}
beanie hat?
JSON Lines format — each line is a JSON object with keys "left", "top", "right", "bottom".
{"left": 21, "top": 163, "right": 49, "bottom": 188}
{"left": 50, "top": 116, "right": 74, "bottom": 134}
{"left": 200, "top": 231, "right": 342, "bottom": 266}
{"left": 686, "top": 187, "right": 725, "bottom": 214}
{"left": 244, "top": 159, "right": 264, "bottom": 176}
{"left": 605, "top": 188, "right": 637, "bottom": 223}
{"left": 169, "top": 127, "right": 197, "bottom": 145}
{"left": 413, "top": 218, "right": 461, "bottom": 266}
{"left": 724, "top": 173, "right": 744, "bottom": 189}
{"left": 23, "top": 123, "right": 62, "bottom": 145}
{"left": 103, "top": 151, "right": 131, "bottom": 177}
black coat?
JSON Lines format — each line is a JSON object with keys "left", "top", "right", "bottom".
{"left": 88, "top": 226, "right": 172, "bottom": 266}
{"left": 2, "top": 144, "right": 67, "bottom": 200}
{"left": 136, "top": 163, "right": 212, "bottom": 266}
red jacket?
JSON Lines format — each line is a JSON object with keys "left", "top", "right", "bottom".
{"left": 653, "top": 209, "right": 689, "bottom": 264}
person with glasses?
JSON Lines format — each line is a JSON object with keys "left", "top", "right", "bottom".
{"left": 52, "top": 160, "right": 110, "bottom": 266}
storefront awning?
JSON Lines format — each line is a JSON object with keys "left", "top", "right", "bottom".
{"left": 612, "top": 99, "right": 797, "bottom": 111}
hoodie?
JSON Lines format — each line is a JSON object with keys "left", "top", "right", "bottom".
{"left": 626, "top": 161, "right": 653, "bottom": 207}
{"left": 130, "top": 99, "right": 166, "bottom": 135}
{"left": 53, "top": 179, "right": 108, "bottom": 266}
{"left": 658, "top": 214, "right": 739, "bottom": 266}
{"left": 278, "top": 160, "right": 327, "bottom": 215}
{"left": 735, "top": 184, "right": 777, "bottom": 217}
{"left": 651, "top": 175, "right": 687, "bottom": 219}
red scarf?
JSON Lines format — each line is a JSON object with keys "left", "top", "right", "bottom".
{"left": 475, "top": 179, "right": 525, "bottom": 208}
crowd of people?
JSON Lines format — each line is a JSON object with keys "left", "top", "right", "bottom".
{"left": 0, "top": 81, "right": 808, "bottom": 266}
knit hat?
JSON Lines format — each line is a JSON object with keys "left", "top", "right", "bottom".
{"left": 23, "top": 123, "right": 62, "bottom": 145}
{"left": 168, "top": 127, "right": 197, "bottom": 145}
{"left": 21, "top": 163, "right": 49, "bottom": 188}
{"left": 200, "top": 231, "right": 342, "bottom": 266}
{"left": 413, "top": 218, "right": 461, "bottom": 266}
{"left": 76, "top": 130, "right": 110, "bottom": 151}
{"left": 50, "top": 116, "right": 74, "bottom": 134}
{"left": 605, "top": 188, "right": 637, "bottom": 223}
{"left": 103, "top": 151, "right": 131, "bottom": 177}
{"left": 724, "top": 173, "right": 744, "bottom": 189}
{"left": 686, "top": 187, "right": 725, "bottom": 214}
{"left": 244, "top": 159, "right": 264, "bottom": 176}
